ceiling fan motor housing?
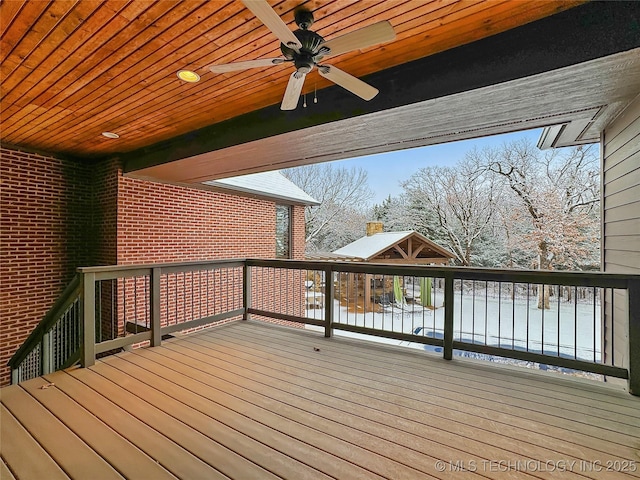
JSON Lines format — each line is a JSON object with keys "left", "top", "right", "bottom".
{"left": 281, "top": 29, "right": 326, "bottom": 75}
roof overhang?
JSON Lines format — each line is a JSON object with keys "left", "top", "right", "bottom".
{"left": 123, "top": 2, "right": 640, "bottom": 183}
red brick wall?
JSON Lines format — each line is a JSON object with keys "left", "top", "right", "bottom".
{"left": 115, "top": 173, "right": 307, "bottom": 331}
{"left": 0, "top": 146, "right": 94, "bottom": 385}
{"left": 1, "top": 147, "right": 308, "bottom": 385}
{"left": 93, "top": 159, "right": 119, "bottom": 265}
{"left": 117, "top": 174, "right": 283, "bottom": 264}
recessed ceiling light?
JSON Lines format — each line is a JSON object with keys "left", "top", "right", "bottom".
{"left": 177, "top": 70, "right": 200, "bottom": 83}
{"left": 102, "top": 131, "right": 119, "bottom": 139}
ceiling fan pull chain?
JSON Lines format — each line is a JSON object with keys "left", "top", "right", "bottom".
{"left": 314, "top": 83, "right": 318, "bottom": 104}
{"left": 303, "top": 94, "right": 307, "bottom": 108}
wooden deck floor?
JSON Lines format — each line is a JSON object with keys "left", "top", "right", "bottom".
{"left": 2, "top": 320, "right": 640, "bottom": 479}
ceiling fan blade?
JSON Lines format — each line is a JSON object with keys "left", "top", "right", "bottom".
{"left": 209, "top": 58, "right": 284, "bottom": 73}
{"left": 281, "top": 72, "right": 306, "bottom": 110}
{"left": 321, "top": 21, "right": 395, "bottom": 58}
{"left": 318, "top": 65, "right": 378, "bottom": 101}
{"left": 241, "top": 0, "right": 302, "bottom": 51}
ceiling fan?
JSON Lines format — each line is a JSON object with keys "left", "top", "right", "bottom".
{"left": 209, "top": 0, "right": 396, "bottom": 110}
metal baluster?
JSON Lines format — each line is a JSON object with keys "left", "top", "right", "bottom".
{"left": 526, "top": 283, "right": 530, "bottom": 352}
{"left": 498, "top": 282, "right": 502, "bottom": 348}
{"left": 557, "top": 284, "right": 561, "bottom": 357}
{"left": 574, "top": 286, "right": 578, "bottom": 359}
{"left": 484, "top": 281, "right": 488, "bottom": 346}
{"left": 512, "top": 283, "right": 516, "bottom": 350}
{"left": 610, "top": 288, "right": 614, "bottom": 366}
{"left": 541, "top": 284, "right": 545, "bottom": 355}
{"left": 593, "top": 286, "right": 597, "bottom": 363}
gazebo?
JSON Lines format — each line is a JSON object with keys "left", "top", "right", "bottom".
{"left": 330, "top": 223, "right": 455, "bottom": 311}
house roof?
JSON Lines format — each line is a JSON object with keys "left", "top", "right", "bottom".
{"left": 203, "top": 171, "right": 319, "bottom": 206}
{"left": 333, "top": 231, "right": 455, "bottom": 262}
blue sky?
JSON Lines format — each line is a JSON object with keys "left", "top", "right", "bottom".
{"left": 332, "top": 128, "right": 543, "bottom": 204}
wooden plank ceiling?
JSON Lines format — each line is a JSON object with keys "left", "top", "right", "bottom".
{"left": 0, "top": 0, "right": 583, "bottom": 160}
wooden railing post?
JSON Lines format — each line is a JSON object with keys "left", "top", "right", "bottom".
{"left": 150, "top": 267, "right": 162, "bottom": 347}
{"left": 42, "top": 332, "right": 51, "bottom": 375}
{"left": 628, "top": 279, "right": 640, "bottom": 395}
{"left": 81, "top": 272, "right": 96, "bottom": 368}
{"left": 444, "top": 275, "right": 454, "bottom": 360}
{"left": 243, "top": 263, "right": 251, "bottom": 321}
{"left": 324, "top": 266, "right": 334, "bottom": 338}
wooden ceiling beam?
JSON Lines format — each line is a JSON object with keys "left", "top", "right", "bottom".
{"left": 109, "top": 1, "right": 555, "bottom": 155}
{"left": 393, "top": 245, "right": 409, "bottom": 259}
{"left": 112, "top": 1, "right": 569, "bottom": 153}
{"left": 0, "top": 1, "right": 151, "bottom": 131}
{"left": 25, "top": 0, "right": 394, "bottom": 152}
{"left": 411, "top": 244, "right": 426, "bottom": 259}
{"left": 368, "top": 258, "right": 450, "bottom": 265}
{"left": 1, "top": 0, "right": 547, "bottom": 152}
{"left": 4, "top": 1, "right": 219, "bottom": 143}
{"left": 3, "top": 1, "right": 638, "bottom": 159}
{"left": 122, "top": 1, "right": 640, "bottom": 174}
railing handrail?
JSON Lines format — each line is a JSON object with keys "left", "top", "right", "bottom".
{"left": 76, "top": 258, "right": 247, "bottom": 274}
{"left": 7, "top": 274, "right": 81, "bottom": 369}
{"left": 246, "top": 258, "right": 637, "bottom": 288}
{"left": 75, "top": 258, "right": 639, "bottom": 286}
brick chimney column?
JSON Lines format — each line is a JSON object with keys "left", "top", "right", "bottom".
{"left": 366, "top": 222, "right": 384, "bottom": 236}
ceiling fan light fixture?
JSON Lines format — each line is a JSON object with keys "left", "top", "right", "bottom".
{"left": 177, "top": 70, "right": 200, "bottom": 83}
{"left": 101, "top": 131, "right": 119, "bottom": 139}
{"left": 212, "top": 0, "right": 396, "bottom": 110}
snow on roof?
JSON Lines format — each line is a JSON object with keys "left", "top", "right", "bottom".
{"left": 334, "top": 231, "right": 415, "bottom": 260}
{"left": 333, "top": 231, "right": 455, "bottom": 261}
{"left": 203, "top": 171, "right": 319, "bottom": 206}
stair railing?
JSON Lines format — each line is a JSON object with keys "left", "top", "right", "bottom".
{"left": 8, "top": 275, "right": 82, "bottom": 384}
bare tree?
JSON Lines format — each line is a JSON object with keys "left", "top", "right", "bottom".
{"left": 283, "top": 164, "right": 373, "bottom": 252}
{"left": 402, "top": 156, "right": 500, "bottom": 266}
{"left": 483, "top": 139, "right": 600, "bottom": 307}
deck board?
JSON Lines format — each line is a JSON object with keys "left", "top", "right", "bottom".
{"left": 171, "top": 329, "right": 640, "bottom": 471}
{"left": 177, "top": 324, "right": 640, "bottom": 479}
{"left": 41, "top": 370, "right": 229, "bottom": 480}
{"left": 107, "top": 352, "right": 391, "bottom": 480}
{"left": 0, "top": 458, "right": 16, "bottom": 480}
{"left": 19, "top": 376, "right": 182, "bottom": 480}
{"left": 221, "top": 323, "right": 640, "bottom": 428}
{"left": 87, "top": 360, "right": 328, "bottom": 480}
{"left": 206, "top": 324, "right": 640, "bottom": 447}
{"left": 1, "top": 385, "right": 121, "bottom": 479}
{"left": 0, "top": 405, "right": 68, "bottom": 480}
{"left": 2, "top": 320, "right": 640, "bottom": 479}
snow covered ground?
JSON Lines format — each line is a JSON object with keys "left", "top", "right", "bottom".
{"left": 304, "top": 286, "right": 602, "bottom": 373}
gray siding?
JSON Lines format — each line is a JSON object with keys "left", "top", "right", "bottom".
{"left": 602, "top": 94, "right": 640, "bottom": 370}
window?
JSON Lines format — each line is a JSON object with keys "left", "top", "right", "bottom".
{"left": 275, "top": 205, "right": 291, "bottom": 258}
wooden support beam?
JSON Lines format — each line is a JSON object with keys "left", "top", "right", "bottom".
{"left": 324, "top": 267, "right": 334, "bottom": 338}
{"left": 368, "top": 258, "right": 449, "bottom": 264}
{"left": 411, "top": 244, "right": 426, "bottom": 259}
{"left": 393, "top": 245, "right": 409, "bottom": 259}
{"left": 150, "top": 267, "right": 161, "bottom": 347}
{"left": 81, "top": 272, "right": 96, "bottom": 368}
{"left": 444, "top": 276, "right": 454, "bottom": 360}
{"left": 364, "top": 274, "right": 372, "bottom": 313}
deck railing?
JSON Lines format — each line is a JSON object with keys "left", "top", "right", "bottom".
{"left": 8, "top": 259, "right": 640, "bottom": 394}
{"left": 8, "top": 274, "right": 82, "bottom": 384}
{"left": 246, "top": 259, "right": 639, "bottom": 393}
